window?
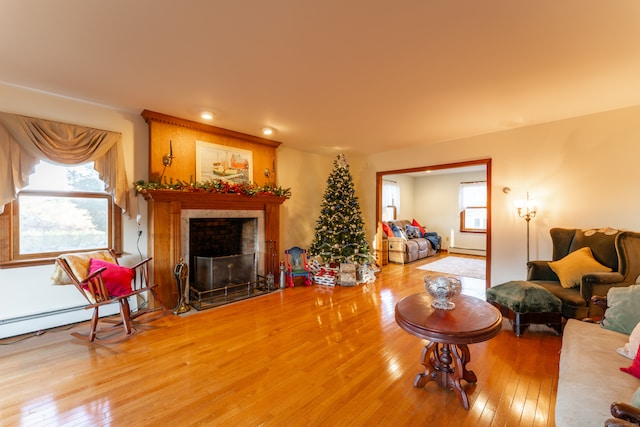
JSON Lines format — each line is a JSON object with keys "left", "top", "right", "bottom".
{"left": 1, "top": 161, "right": 121, "bottom": 266}
{"left": 382, "top": 180, "right": 399, "bottom": 221}
{"left": 459, "top": 181, "right": 487, "bottom": 233}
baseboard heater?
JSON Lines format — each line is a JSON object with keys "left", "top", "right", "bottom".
{"left": 0, "top": 304, "right": 86, "bottom": 325}
{"left": 448, "top": 246, "right": 486, "bottom": 256}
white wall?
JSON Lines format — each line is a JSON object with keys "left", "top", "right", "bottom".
{"left": 362, "top": 105, "right": 640, "bottom": 285}
{"left": 413, "top": 171, "right": 487, "bottom": 252}
{"left": 0, "top": 82, "right": 149, "bottom": 338}
{"left": 276, "top": 146, "right": 335, "bottom": 251}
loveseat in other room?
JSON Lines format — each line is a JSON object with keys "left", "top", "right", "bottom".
{"left": 382, "top": 219, "right": 440, "bottom": 264}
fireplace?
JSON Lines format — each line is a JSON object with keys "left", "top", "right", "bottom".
{"left": 141, "top": 190, "right": 287, "bottom": 309}
{"left": 181, "top": 210, "right": 276, "bottom": 310}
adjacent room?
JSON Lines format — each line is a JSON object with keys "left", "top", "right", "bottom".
{"left": 1, "top": 2, "right": 640, "bottom": 426}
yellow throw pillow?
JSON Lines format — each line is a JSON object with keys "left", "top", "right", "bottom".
{"left": 548, "top": 247, "right": 612, "bottom": 289}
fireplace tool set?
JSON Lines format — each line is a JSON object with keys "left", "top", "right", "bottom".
{"left": 173, "top": 258, "right": 190, "bottom": 315}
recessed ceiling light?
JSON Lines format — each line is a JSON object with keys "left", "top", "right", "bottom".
{"left": 201, "top": 111, "right": 213, "bottom": 120}
{"left": 262, "top": 127, "right": 274, "bottom": 136}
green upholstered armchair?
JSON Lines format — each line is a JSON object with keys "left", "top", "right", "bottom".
{"left": 527, "top": 228, "right": 640, "bottom": 319}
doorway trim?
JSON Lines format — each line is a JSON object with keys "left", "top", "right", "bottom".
{"left": 375, "top": 158, "right": 492, "bottom": 286}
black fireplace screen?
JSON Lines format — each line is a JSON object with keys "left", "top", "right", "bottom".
{"left": 193, "top": 253, "right": 257, "bottom": 292}
{"left": 188, "top": 253, "right": 273, "bottom": 310}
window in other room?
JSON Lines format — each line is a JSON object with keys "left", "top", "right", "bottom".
{"left": 382, "top": 180, "right": 399, "bottom": 221}
{"left": 459, "top": 181, "right": 487, "bottom": 233}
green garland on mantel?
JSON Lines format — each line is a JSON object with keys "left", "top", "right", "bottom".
{"left": 134, "top": 178, "right": 291, "bottom": 198}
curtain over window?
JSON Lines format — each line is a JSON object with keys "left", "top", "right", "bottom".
{"left": 459, "top": 181, "right": 486, "bottom": 209}
{"left": 382, "top": 180, "right": 399, "bottom": 221}
{"left": 0, "top": 112, "right": 129, "bottom": 215}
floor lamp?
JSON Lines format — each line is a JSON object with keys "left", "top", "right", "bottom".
{"left": 515, "top": 193, "right": 537, "bottom": 262}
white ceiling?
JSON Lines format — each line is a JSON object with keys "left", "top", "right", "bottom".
{"left": 1, "top": 1, "right": 639, "bottom": 155}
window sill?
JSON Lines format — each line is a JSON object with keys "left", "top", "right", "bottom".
{"left": 0, "top": 257, "right": 56, "bottom": 269}
{"left": 0, "top": 251, "right": 124, "bottom": 269}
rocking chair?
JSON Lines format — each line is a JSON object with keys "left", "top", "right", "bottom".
{"left": 52, "top": 249, "right": 168, "bottom": 343}
{"left": 284, "top": 246, "right": 312, "bottom": 287}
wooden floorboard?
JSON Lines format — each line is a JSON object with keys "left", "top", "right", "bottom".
{"left": 0, "top": 255, "right": 562, "bottom": 426}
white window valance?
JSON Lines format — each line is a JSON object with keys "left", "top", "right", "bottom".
{"left": 0, "top": 112, "right": 129, "bottom": 214}
{"left": 459, "top": 181, "right": 486, "bottom": 209}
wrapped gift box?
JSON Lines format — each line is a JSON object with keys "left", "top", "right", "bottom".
{"left": 339, "top": 263, "right": 357, "bottom": 286}
{"left": 312, "top": 262, "right": 339, "bottom": 286}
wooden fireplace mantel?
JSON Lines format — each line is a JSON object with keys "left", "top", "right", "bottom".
{"left": 141, "top": 190, "right": 287, "bottom": 308}
{"left": 141, "top": 189, "right": 288, "bottom": 210}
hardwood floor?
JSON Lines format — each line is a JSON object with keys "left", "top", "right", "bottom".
{"left": 0, "top": 255, "right": 562, "bottom": 426}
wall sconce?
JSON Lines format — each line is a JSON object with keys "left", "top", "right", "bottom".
{"left": 264, "top": 158, "right": 276, "bottom": 181}
{"left": 159, "top": 140, "right": 174, "bottom": 183}
{"left": 162, "top": 140, "right": 174, "bottom": 167}
{"left": 514, "top": 192, "right": 538, "bottom": 262}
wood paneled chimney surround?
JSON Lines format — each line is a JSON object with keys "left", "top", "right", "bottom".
{"left": 141, "top": 110, "right": 285, "bottom": 308}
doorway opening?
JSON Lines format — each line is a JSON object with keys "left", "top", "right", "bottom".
{"left": 375, "top": 159, "right": 492, "bottom": 286}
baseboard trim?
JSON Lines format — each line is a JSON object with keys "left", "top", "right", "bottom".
{"left": 448, "top": 247, "right": 486, "bottom": 256}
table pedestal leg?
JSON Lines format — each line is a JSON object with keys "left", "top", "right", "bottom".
{"left": 413, "top": 342, "right": 477, "bottom": 409}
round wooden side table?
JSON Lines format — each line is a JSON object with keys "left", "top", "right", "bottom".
{"left": 395, "top": 293, "right": 502, "bottom": 409}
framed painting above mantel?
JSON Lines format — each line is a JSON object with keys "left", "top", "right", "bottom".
{"left": 196, "top": 140, "right": 253, "bottom": 184}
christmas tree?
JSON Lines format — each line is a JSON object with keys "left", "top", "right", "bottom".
{"left": 308, "top": 154, "right": 372, "bottom": 265}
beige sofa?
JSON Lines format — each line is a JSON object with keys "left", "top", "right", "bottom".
{"left": 556, "top": 319, "right": 638, "bottom": 426}
{"left": 384, "top": 220, "right": 440, "bottom": 264}
{"left": 556, "top": 289, "right": 640, "bottom": 426}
